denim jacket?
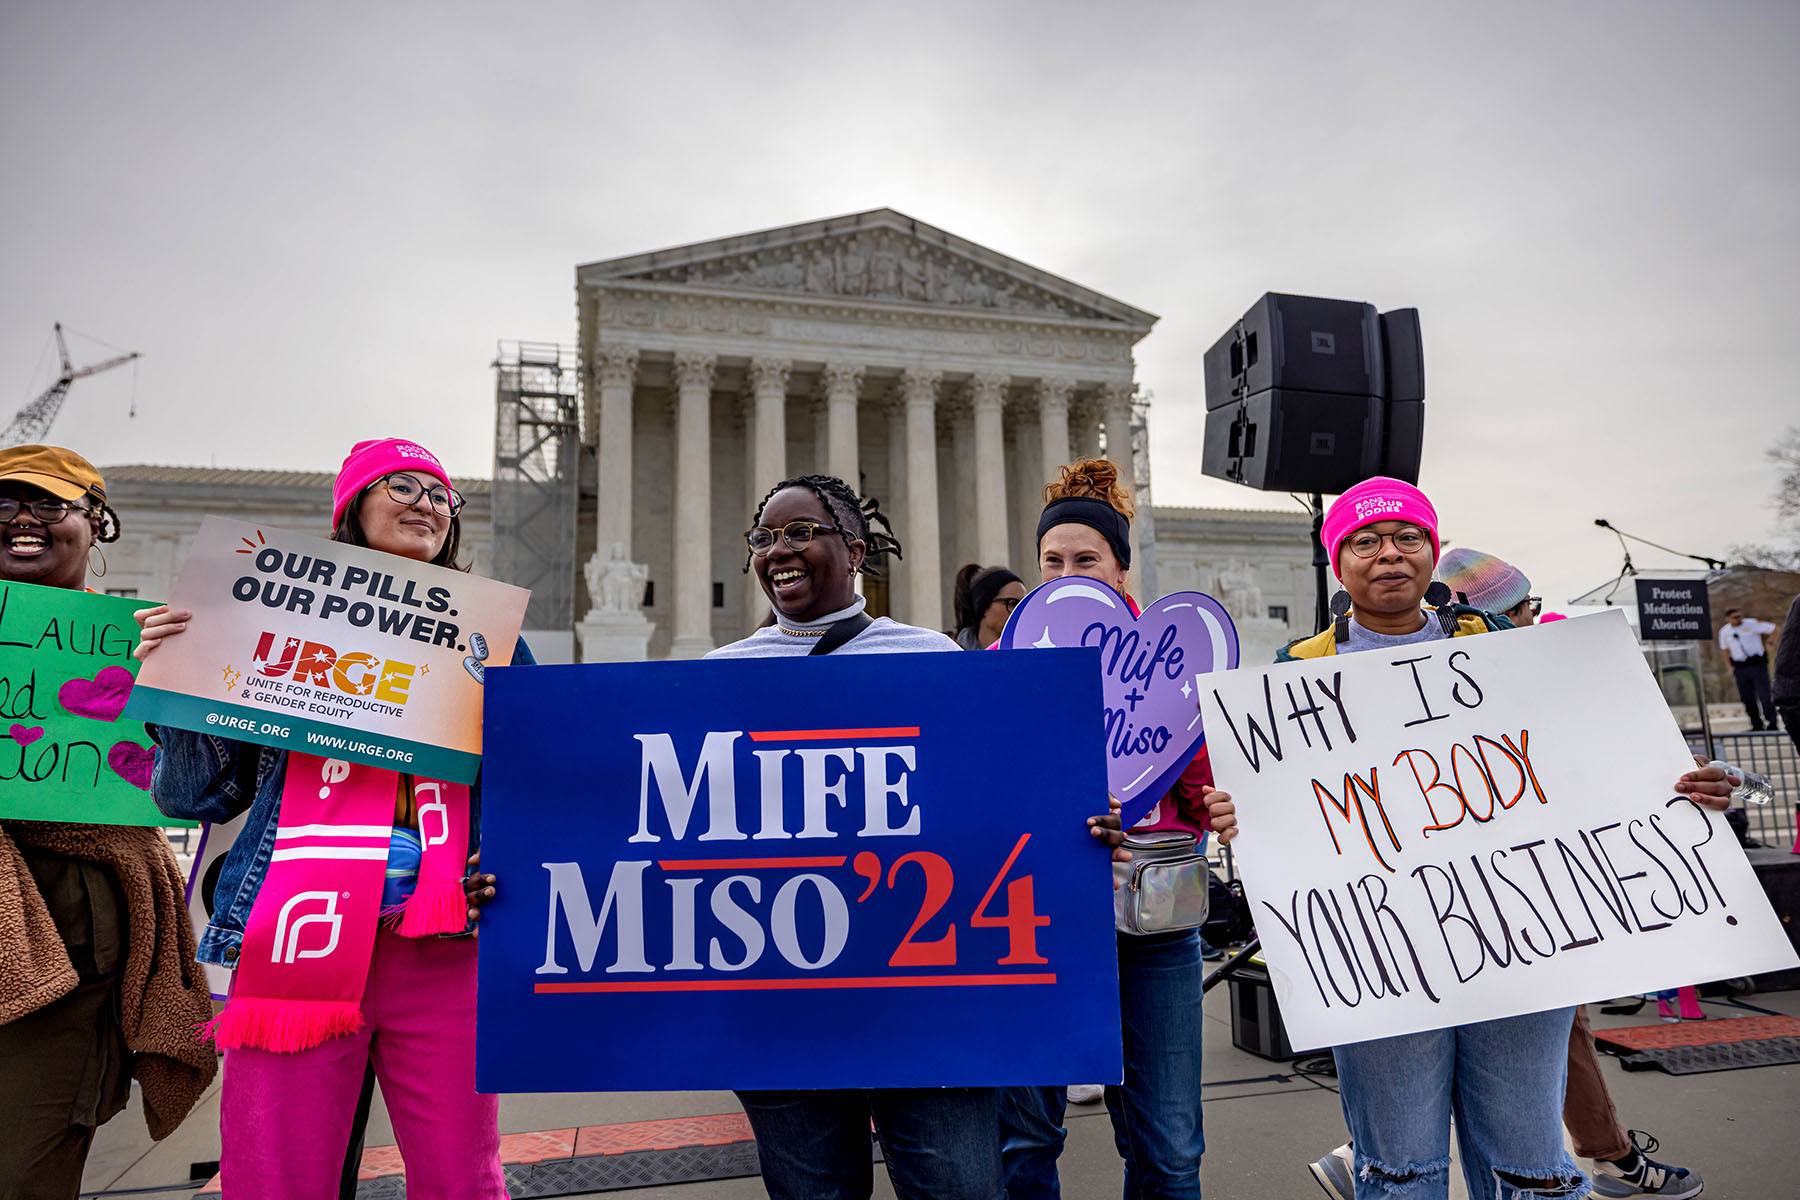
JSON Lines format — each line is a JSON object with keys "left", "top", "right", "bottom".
{"left": 149, "top": 636, "right": 535, "bottom": 967}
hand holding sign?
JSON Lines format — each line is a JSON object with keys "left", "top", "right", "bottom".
{"left": 999, "top": 578, "right": 1239, "bottom": 826}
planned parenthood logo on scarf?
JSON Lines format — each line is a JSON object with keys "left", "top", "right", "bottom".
{"left": 475, "top": 650, "right": 1123, "bottom": 1093}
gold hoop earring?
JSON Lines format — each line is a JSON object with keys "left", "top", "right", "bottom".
{"left": 89, "top": 543, "right": 108, "bottom": 579}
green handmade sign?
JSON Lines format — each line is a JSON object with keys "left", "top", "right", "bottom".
{"left": 0, "top": 579, "right": 190, "bottom": 827}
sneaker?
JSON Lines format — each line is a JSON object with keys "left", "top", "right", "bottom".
{"left": 1589, "top": 1130, "right": 1702, "bottom": 1198}
{"left": 1066, "top": 1084, "right": 1104, "bottom": 1105}
{"left": 1309, "top": 1143, "right": 1355, "bottom": 1200}
{"left": 1200, "top": 936, "right": 1226, "bottom": 961}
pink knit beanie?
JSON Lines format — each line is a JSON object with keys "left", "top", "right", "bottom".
{"left": 332, "top": 439, "right": 452, "bottom": 526}
{"left": 1320, "top": 476, "right": 1440, "bottom": 579}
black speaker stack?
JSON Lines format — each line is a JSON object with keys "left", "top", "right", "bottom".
{"left": 1202, "top": 293, "right": 1425, "bottom": 495}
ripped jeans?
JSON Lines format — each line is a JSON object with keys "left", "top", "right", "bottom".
{"left": 1333, "top": 1006, "right": 1588, "bottom": 1199}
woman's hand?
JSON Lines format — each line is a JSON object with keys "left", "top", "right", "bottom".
{"left": 464, "top": 849, "right": 497, "bottom": 924}
{"left": 133, "top": 605, "right": 192, "bottom": 661}
{"left": 1675, "top": 757, "right": 1733, "bottom": 812}
{"left": 1087, "top": 794, "right": 1131, "bottom": 865}
{"left": 1202, "top": 785, "right": 1237, "bottom": 845}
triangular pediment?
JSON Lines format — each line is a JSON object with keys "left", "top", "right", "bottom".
{"left": 578, "top": 208, "right": 1157, "bottom": 330}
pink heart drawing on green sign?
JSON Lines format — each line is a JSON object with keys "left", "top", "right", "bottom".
{"left": 60, "top": 666, "right": 136, "bottom": 723}
{"left": 9, "top": 724, "right": 44, "bottom": 746}
{"left": 107, "top": 742, "right": 155, "bottom": 791}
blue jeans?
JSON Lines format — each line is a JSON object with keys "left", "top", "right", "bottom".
{"left": 735, "top": 1087, "right": 1003, "bottom": 1199}
{"left": 1107, "top": 930, "right": 1206, "bottom": 1199}
{"left": 1333, "top": 1007, "right": 1587, "bottom": 1198}
{"left": 998, "top": 1086, "right": 1067, "bottom": 1199}
{"left": 997, "top": 931, "right": 1205, "bottom": 1199}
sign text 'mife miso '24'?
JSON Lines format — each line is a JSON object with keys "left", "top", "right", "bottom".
{"left": 1199, "top": 610, "right": 1797, "bottom": 1052}
{"left": 475, "top": 650, "right": 1123, "bottom": 1093}
{"left": 124, "top": 516, "right": 528, "bottom": 784}
{"left": 0, "top": 580, "right": 189, "bottom": 827}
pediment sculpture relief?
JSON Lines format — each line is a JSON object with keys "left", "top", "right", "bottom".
{"left": 620, "top": 231, "right": 1112, "bottom": 321}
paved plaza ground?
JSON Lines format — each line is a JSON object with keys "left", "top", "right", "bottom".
{"left": 81, "top": 979, "right": 1799, "bottom": 1198}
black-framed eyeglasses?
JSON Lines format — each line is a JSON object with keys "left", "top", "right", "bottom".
{"left": 1522, "top": 596, "right": 1543, "bottom": 617}
{"left": 745, "top": 521, "right": 842, "bottom": 556}
{"left": 368, "top": 473, "right": 463, "bottom": 517}
{"left": 991, "top": 595, "right": 1021, "bottom": 614}
{"left": 1345, "top": 526, "right": 1429, "bottom": 558}
{"left": 0, "top": 496, "right": 87, "bottom": 525}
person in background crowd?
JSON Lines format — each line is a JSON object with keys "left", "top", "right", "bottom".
{"left": 1204, "top": 480, "right": 1732, "bottom": 1200}
{"left": 1718, "top": 608, "right": 1779, "bottom": 731}
{"left": 1775, "top": 594, "right": 1800, "bottom": 756}
{"left": 0, "top": 445, "right": 216, "bottom": 1198}
{"left": 138, "top": 439, "right": 531, "bottom": 1200}
{"left": 999, "top": 457, "right": 1223, "bottom": 1200}
{"left": 949, "top": 562, "right": 1024, "bottom": 649}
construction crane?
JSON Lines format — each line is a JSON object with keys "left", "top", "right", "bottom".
{"left": 2, "top": 323, "right": 140, "bottom": 448}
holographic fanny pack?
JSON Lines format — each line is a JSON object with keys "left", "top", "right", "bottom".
{"left": 1112, "top": 830, "right": 1211, "bottom": 936}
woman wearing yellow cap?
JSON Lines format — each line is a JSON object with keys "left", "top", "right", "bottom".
{"left": 0, "top": 445, "right": 215, "bottom": 1194}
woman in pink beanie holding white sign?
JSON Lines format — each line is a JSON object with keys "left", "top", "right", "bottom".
{"left": 1205, "top": 476, "right": 1730, "bottom": 1200}
{"left": 135, "top": 438, "right": 533, "bottom": 1199}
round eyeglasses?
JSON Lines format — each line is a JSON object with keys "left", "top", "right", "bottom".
{"left": 0, "top": 496, "right": 86, "bottom": 525}
{"left": 1345, "top": 526, "right": 1429, "bottom": 558}
{"left": 745, "top": 520, "right": 842, "bottom": 556}
{"left": 370, "top": 473, "right": 463, "bottom": 517}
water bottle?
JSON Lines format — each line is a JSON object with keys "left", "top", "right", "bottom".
{"left": 1707, "top": 760, "right": 1775, "bottom": 806}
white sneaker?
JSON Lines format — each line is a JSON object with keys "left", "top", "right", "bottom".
{"left": 1309, "top": 1143, "right": 1355, "bottom": 1200}
{"left": 1066, "top": 1084, "right": 1104, "bottom": 1105}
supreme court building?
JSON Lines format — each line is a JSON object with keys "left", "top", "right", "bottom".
{"left": 573, "top": 208, "right": 1167, "bottom": 660}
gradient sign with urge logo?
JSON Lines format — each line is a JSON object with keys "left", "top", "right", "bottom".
{"left": 999, "top": 578, "right": 1239, "bottom": 827}
{"left": 0, "top": 579, "right": 189, "bottom": 826}
{"left": 125, "top": 516, "right": 528, "bottom": 783}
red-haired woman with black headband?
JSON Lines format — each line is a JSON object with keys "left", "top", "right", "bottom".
{"left": 999, "top": 457, "right": 1222, "bottom": 1200}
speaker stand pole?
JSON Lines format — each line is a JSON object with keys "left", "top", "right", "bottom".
{"left": 1310, "top": 491, "right": 1330, "bottom": 633}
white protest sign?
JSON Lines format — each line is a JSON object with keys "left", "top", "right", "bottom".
{"left": 1201, "top": 610, "right": 1797, "bottom": 1052}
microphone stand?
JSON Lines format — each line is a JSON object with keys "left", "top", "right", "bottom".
{"left": 1592, "top": 518, "right": 1725, "bottom": 605}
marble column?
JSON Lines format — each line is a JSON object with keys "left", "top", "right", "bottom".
{"left": 948, "top": 396, "right": 977, "bottom": 571}
{"left": 884, "top": 393, "right": 910, "bottom": 624}
{"left": 1036, "top": 376, "right": 1073, "bottom": 488}
{"left": 1010, "top": 401, "right": 1043, "bottom": 576}
{"left": 1099, "top": 381, "right": 1141, "bottom": 591}
{"left": 820, "top": 362, "right": 863, "bottom": 487}
{"left": 669, "top": 351, "right": 717, "bottom": 659}
{"left": 592, "top": 346, "right": 639, "bottom": 553}
{"left": 1071, "top": 394, "right": 1103, "bottom": 461}
{"left": 900, "top": 368, "right": 944, "bottom": 629}
{"left": 576, "top": 346, "right": 655, "bottom": 662}
{"left": 743, "top": 357, "right": 790, "bottom": 627}
{"left": 969, "top": 373, "right": 1010, "bottom": 567}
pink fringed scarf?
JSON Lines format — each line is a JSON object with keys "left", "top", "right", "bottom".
{"left": 206, "top": 752, "right": 470, "bottom": 1053}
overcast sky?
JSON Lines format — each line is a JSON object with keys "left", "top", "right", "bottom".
{"left": 4, "top": 0, "right": 1796, "bottom": 611}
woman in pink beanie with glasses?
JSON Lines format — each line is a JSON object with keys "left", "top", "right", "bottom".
{"left": 133, "top": 438, "right": 532, "bottom": 1199}
{"left": 1205, "top": 477, "right": 1730, "bottom": 1200}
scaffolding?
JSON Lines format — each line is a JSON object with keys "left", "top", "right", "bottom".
{"left": 492, "top": 341, "right": 580, "bottom": 631}
{"left": 1130, "top": 388, "right": 1158, "bottom": 600}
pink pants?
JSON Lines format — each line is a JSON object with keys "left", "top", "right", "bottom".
{"left": 219, "top": 929, "right": 506, "bottom": 1199}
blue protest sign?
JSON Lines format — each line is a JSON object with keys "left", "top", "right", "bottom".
{"left": 999, "top": 578, "right": 1239, "bottom": 827}
{"left": 475, "top": 648, "right": 1123, "bottom": 1093}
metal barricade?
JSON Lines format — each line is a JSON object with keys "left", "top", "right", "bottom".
{"left": 1688, "top": 730, "right": 1800, "bottom": 850}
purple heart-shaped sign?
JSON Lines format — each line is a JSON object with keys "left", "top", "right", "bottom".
{"left": 999, "top": 578, "right": 1239, "bottom": 827}
{"left": 59, "top": 666, "right": 136, "bottom": 723}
